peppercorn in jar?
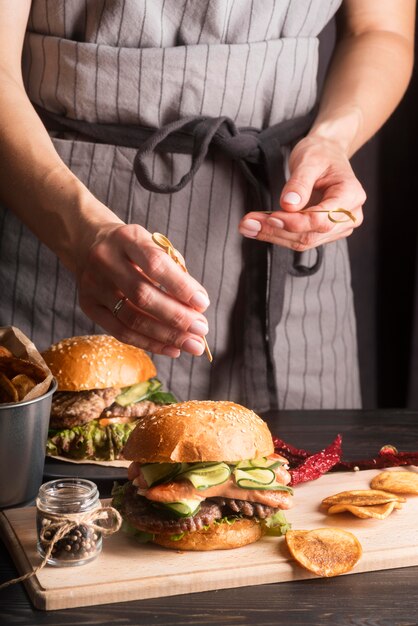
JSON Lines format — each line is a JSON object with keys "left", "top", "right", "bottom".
{"left": 36, "top": 478, "right": 102, "bottom": 566}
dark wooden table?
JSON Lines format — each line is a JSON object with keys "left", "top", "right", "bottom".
{"left": 1, "top": 409, "right": 417, "bottom": 626}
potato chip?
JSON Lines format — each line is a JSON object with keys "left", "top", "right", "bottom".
{"left": 327, "top": 501, "right": 398, "bottom": 519}
{"left": 321, "top": 489, "right": 405, "bottom": 507}
{"left": 0, "top": 371, "right": 19, "bottom": 403}
{"left": 286, "top": 528, "right": 362, "bottom": 577}
{"left": 371, "top": 471, "right": 418, "bottom": 495}
{"left": 11, "top": 374, "right": 36, "bottom": 401}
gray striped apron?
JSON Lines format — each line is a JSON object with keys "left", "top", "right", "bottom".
{"left": 0, "top": 0, "right": 361, "bottom": 411}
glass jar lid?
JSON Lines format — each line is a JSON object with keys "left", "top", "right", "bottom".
{"left": 37, "top": 478, "right": 100, "bottom": 514}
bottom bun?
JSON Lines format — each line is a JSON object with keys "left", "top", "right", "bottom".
{"left": 153, "top": 518, "right": 264, "bottom": 551}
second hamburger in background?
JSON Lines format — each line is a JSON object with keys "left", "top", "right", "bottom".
{"left": 42, "top": 335, "right": 176, "bottom": 462}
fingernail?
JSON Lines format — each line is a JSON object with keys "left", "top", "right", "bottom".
{"left": 162, "top": 346, "right": 181, "bottom": 358}
{"left": 190, "top": 292, "right": 210, "bottom": 310}
{"left": 240, "top": 228, "right": 260, "bottom": 239}
{"left": 188, "top": 320, "right": 209, "bottom": 336}
{"left": 240, "top": 219, "right": 262, "bottom": 238}
{"left": 283, "top": 192, "right": 301, "bottom": 205}
{"left": 182, "top": 338, "right": 205, "bottom": 356}
{"left": 268, "top": 217, "right": 285, "bottom": 229}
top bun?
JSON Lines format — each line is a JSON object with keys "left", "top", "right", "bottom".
{"left": 123, "top": 400, "right": 274, "bottom": 463}
{"left": 42, "top": 335, "right": 156, "bottom": 391}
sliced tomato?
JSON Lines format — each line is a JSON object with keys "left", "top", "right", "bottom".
{"left": 98, "top": 416, "right": 133, "bottom": 427}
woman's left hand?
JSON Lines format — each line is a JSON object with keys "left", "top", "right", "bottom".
{"left": 238, "top": 134, "right": 366, "bottom": 251}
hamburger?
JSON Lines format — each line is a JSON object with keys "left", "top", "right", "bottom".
{"left": 42, "top": 335, "right": 176, "bottom": 461}
{"left": 112, "top": 400, "right": 292, "bottom": 550}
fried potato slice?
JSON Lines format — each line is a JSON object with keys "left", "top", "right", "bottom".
{"left": 322, "top": 489, "right": 406, "bottom": 507}
{"left": 0, "top": 371, "right": 19, "bottom": 403}
{"left": 11, "top": 374, "right": 36, "bottom": 401}
{"left": 371, "top": 471, "right": 418, "bottom": 495}
{"left": 286, "top": 528, "right": 362, "bottom": 577}
{"left": 327, "top": 501, "right": 398, "bottom": 519}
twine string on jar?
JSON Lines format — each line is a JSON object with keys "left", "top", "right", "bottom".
{"left": 0, "top": 506, "right": 122, "bottom": 591}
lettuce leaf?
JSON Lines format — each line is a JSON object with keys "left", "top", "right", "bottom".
{"left": 46, "top": 420, "right": 137, "bottom": 461}
{"left": 148, "top": 390, "right": 178, "bottom": 405}
{"left": 262, "top": 510, "right": 291, "bottom": 536}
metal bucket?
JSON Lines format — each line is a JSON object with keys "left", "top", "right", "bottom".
{"left": 0, "top": 378, "right": 57, "bottom": 508}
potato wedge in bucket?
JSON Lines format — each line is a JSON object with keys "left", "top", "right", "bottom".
{"left": 0, "top": 355, "right": 46, "bottom": 382}
{"left": 11, "top": 374, "right": 36, "bottom": 400}
{"left": 0, "top": 371, "right": 19, "bottom": 403}
{"left": 286, "top": 528, "right": 362, "bottom": 577}
{"left": 0, "top": 328, "right": 52, "bottom": 404}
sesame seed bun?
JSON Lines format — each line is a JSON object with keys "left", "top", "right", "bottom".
{"left": 42, "top": 335, "right": 156, "bottom": 391}
{"left": 122, "top": 400, "right": 274, "bottom": 463}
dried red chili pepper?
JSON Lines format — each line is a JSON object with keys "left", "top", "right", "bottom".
{"left": 334, "top": 448, "right": 418, "bottom": 472}
{"left": 277, "top": 434, "right": 343, "bottom": 486}
{"left": 274, "top": 433, "right": 418, "bottom": 484}
{"left": 273, "top": 437, "right": 311, "bottom": 461}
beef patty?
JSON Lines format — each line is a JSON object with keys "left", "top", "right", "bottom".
{"left": 120, "top": 483, "right": 280, "bottom": 535}
{"left": 210, "top": 497, "right": 278, "bottom": 519}
{"left": 50, "top": 388, "right": 158, "bottom": 429}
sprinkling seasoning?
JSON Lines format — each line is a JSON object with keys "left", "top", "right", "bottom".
{"left": 36, "top": 478, "right": 103, "bottom": 567}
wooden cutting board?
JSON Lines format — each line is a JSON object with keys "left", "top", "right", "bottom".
{"left": 1, "top": 468, "right": 417, "bottom": 611}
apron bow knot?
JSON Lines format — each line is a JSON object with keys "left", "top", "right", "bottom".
{"left": 133, "top": 115, "right": 262, "bottom": 196}
{"left": 132, "top": 110, "right": 317, "bottom": 214}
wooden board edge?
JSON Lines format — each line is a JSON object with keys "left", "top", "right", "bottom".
{"left": 13, "top": 546, "right": 418, "bottom": 611}
{"left": 20, "top": 561, "right": 300, "bottom": 611}
{"left": 0, "top": 511, "right": 48, "bottom": 610}
{"left": 39, "top": 535, "right": 418, "bottom": 611}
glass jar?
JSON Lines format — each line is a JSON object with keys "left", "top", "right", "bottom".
{"left": 36, "top": 478, "right": 102, "bottom": 567}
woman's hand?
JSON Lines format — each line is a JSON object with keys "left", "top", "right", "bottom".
{"left": 238, "top": 135, "right": 366, "bottom": 251}
{"left": 77, "top": 223, "right": 210, "bottom": 358}
{"left": 238, "top": 0, "right": 415, "bottom": 251}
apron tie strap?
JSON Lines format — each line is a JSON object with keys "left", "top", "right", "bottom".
{"left": 35, "top": 104, "right": 316, "bottom": 216}
{"left": 35, "top": 105, "right": 323, "bottom": 276}
{"left": 133, "top": 110, "right": 316, "bottom": 214}
{"left": 132, "top": 115, "right": 235, "bottom": 194}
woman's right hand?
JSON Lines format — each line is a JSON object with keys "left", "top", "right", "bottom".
{"left": 1, "top": 4, "right": 209, "bottom": 360}
{"left": 77, "top": 223, "right": 210, "bottom": 358}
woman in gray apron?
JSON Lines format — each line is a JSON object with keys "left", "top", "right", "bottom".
{"left": 0, "top": 1, "right": 414, "bottom": 411}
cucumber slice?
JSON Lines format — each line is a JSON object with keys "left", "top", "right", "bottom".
{"left": 162, "top": 499, "right": 202, "bottom": 517}
{"left": 115, "top": 379, "right": 161, "bottom": 407}
{"left": 261, "top": 484, "right": 293, "bottom": 493}
{"left": 236, "top": 480, "right": 293, "bottom": 493}
{"left": 234, "top": 460, "right": 254, "bottom": 471}
{"left": 234, "top": 467, "right": 275, "bottom": 488}
{"left": 180, "top": 462, "right": 231, "bottom": 490}
{"left": 250, "top": 457, "right": 284, "bottom": 470}
{"left": 235, "top": 457, "right": 284, "bottom": 471}
{"left": 140, "top": 462, "right": 182, "bottom": 487}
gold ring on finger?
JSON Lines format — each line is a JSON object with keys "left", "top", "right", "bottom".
{"left": 112, "top": 296, "right": 128, "bottom": 318}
